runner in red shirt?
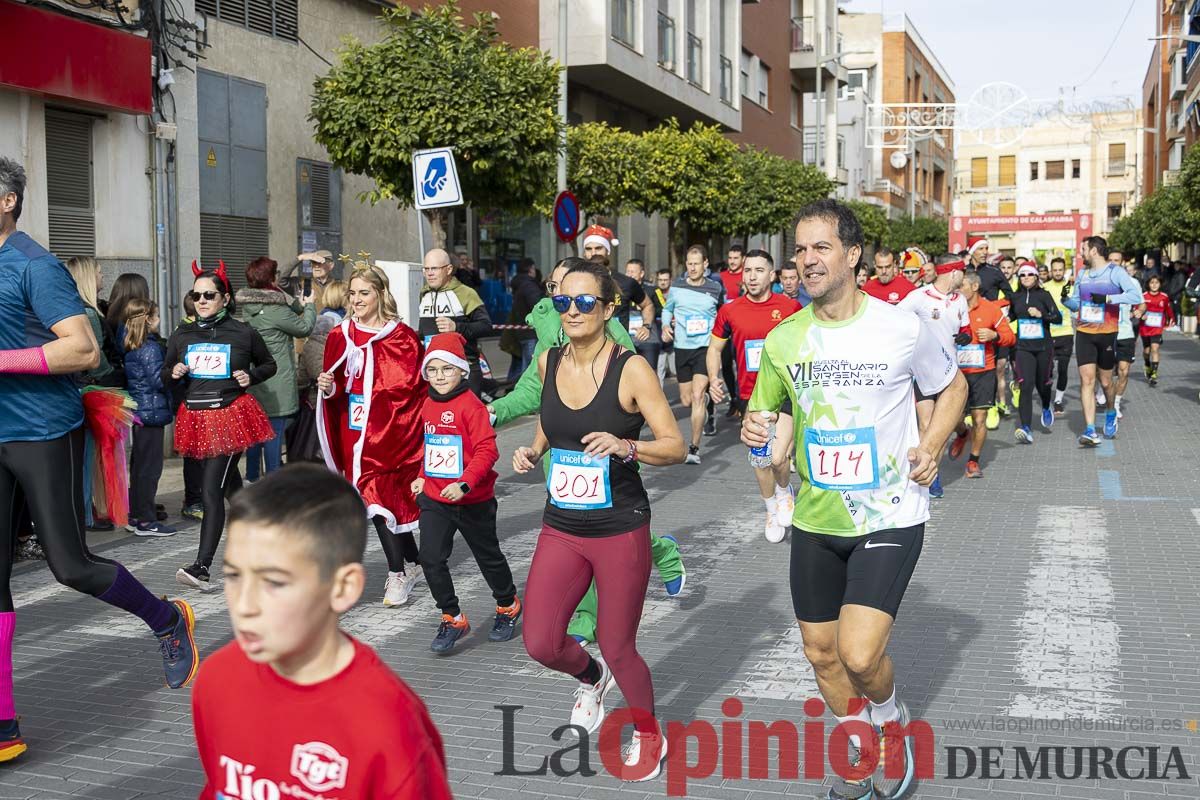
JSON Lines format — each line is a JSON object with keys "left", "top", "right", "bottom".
{"left": 1140, "top": 274, "right": 1174, "bottom": 386}
{"left": 706, "top": 249, "right": 802, "bottom": 543}
{"left": 716, "top": 245, "right": 745, "bottom": 418}
{"left": 862, "top": 247, "right": 916, "bottom": 305}
{"left": 193, "top": 465, "right": 452, "bottom": 800}
{"left": 953, "top": 271, "right": 1015, "bottom": 479}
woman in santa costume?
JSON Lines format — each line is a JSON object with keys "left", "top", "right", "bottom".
{"left": 166, "top": 261, "right": 277, "bottom": 592}
{"left": 317, "top": 264, "right": 427, "bottom": 606}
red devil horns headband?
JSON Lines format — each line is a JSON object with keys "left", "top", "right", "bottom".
{"left": 191, "top": 259, "right": 230, "bottom": 285}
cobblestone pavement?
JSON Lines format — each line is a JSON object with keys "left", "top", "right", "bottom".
{"left": 3, "top": 336, "right": 1200, "bottom": 799}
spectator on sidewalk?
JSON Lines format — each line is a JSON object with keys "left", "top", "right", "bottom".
{"left": 419, "top": 248, "right": 492, "bottom": 396}
{"left": 122, "top": 298, "right": 177, "bottom": 536}
{"left": 503, "top": 259, "right": 542, "bottom": 382}
{"left": 278, "top": 249, "right": 335, "bottom": 310}
{"left": 235, "top": 257, "right": 316, "bottom": 481}
{"left": 104, "top": 273, "right": 151, "bottom": 352}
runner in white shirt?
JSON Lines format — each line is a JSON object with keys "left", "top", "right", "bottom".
{"left": 896, "top": 254, "right": 971, "bottom": 499}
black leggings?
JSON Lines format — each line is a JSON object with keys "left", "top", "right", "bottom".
{"left": 1013, "top": 349, "right": 1053, "bottom": 428}
{"left": 196, "top": 453, "right": 243, "bottom": 568}
{"left": 372, "top": 516, "right": 419, "bottom": 573}
{"left": 1053, "top": 336, "right": 1073, "bottom": 392}
{"left": 0, "top": 429, "right": 118, "bottom": 611}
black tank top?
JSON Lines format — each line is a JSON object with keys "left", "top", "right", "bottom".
{"left": 541, "top": 345, "right": 649, "bottom": 537}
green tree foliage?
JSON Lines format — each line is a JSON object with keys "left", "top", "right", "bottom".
{"left": 844, "top": 200, "right": 889, "bottom": 248}
{"left": 722, "top": 148, "right": 833, "bottom": 241}
{"left": 640, "top": 120, "right": 743, "bottom": 267}
{"left": 886, "top": 216, "right": 948, "bottom": 257}
{"left": 566, "top": 122, "right": 646, "bottom": 218}
{"left": 309, "top": 1, "right": 561, "bottom": 246}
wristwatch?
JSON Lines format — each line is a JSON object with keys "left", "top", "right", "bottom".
{"left": 458, "top": 482, "right": 471, "bottom": 495}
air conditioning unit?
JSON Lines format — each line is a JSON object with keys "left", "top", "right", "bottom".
{"left": 1172, "top": 51, "right": 1187, "bottom": 98}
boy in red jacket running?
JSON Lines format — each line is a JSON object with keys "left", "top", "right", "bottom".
{"left": 1140, "top": 274, "right": 1174, "bottom": 386}
{"left": 413, "top": 333, "right": 520, "bottom": 653}
{"left": 192, "top": 465, "right": 452, "bottom": 800}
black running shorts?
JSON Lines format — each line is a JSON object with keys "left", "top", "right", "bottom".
{"left": 790, "top": 524, "right": 924, "bottom": 622}
{"left": 1051, "top": 334, "right": 1074, "bottom": 361}
{"left": 1140, "top": 334, "right": 1163, "bottom": 347}
{"left": 1115, "top": 337, "right": 1135, "bottom": 363}
{"left": 1075, "top": 331, "right": 1117, "bottom": 370}
{"left": 964, "top": 370, "right": 997, "bottom": 410}
{"left": 995, "top": 345, "right": 1012, "bottom": 362}
{"left": 675, "top": 347, "right": 707, "bottom": 384}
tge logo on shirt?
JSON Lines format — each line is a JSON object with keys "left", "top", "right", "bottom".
{"left": 290, "top": 742, "right": 349, "bottom": 793}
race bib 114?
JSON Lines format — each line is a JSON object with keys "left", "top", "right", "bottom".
{"left": 803, "top": 427, "right": 880, "bottom": 492}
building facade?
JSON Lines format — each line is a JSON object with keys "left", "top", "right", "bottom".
{"left": 837, "top": 12, "right": 954, "bottom": 221}
{"left": 1141, "top": 0, "right": 1192, "bottom": 200}
{"left": 952, "top": 110, "right": 1143, "bottom": 259}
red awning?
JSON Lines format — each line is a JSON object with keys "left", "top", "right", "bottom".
{"left": 0, "top": 0, "right": 152, "bottom": 115}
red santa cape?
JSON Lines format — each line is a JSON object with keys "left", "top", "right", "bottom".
{"left": 317, "top": 318, "right": 425, "bottom": 533}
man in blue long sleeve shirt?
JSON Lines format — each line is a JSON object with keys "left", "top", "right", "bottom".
{"left": 1062, "top": 235, "right": 1145, "bottom": 444}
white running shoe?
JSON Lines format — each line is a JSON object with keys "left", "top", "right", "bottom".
{"left": 764, "top": 513, "right": 786, "bottom": 544}
{"left": 569, "top": 657, "right": 614, "bottom": 734}
{"left": 774, "top": 485, "right": 795, "bottom": 528}
{"left": 622, "top": 729, "right": 669, "bottom": 782}
{"left": 383, "top": 566, "right": 424, "bottom": 607}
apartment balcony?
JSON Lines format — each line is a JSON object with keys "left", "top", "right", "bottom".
{"left": 541, "top": 1, "right": 738, "bottom": 130}
{"left": 931, "top": 199, "right": 945, "bottom": 217}
{"left": 789, "top": 16, "right": 846, "bottom": 93}
{"left": 872, "top": 179, "right": 906, "bottom": 198}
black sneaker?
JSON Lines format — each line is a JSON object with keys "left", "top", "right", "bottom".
{"left": 703, "top": 412, "right": 717, "bottom": 437}
{"left": 87, "top": 519, "right": 115, "bottom": 532}
{"left": 157, "top": 599, "right": 200, "bottom": 689}
{"left": 0, "top": 718, "right": 26, "bottom": 763}
{"left": 431, "top": 614, "right": 470, "bottom": 654}
{"left": 175, "top": 562, "right": 216, "bottom": 593}
{"left": 1053, "top": 400, "right": 1064, "bottom": 416}
{"left": 489, "top": 598, "right": 522, "bottom": 642}
{"left": 685, "top": 445, "right": 701, "bottom": 465}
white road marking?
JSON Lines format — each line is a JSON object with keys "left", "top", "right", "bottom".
{"left": 1006, "top": 506, "right": 1122, "bottom": 720}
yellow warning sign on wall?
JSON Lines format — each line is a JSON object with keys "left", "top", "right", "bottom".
{"left": 206, "top": 148, "right": 217, "bottom": 168}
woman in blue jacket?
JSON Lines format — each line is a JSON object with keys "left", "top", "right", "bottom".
{"left": 122, "top": 298, "right": 177, "bottom": 536}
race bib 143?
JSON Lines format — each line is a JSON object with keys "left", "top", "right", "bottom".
{"left": 185, "top": 343, "right": 232, "bottom": 379}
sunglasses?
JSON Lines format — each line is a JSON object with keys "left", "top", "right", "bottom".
{"left": 189, "top": 290, "right": 222, "bottom": 301}
{"left": 551, "top": 294, "right": 600, "bottom": 314}
{"left": 902, "top": 269, "right": 920, "bottom": 276}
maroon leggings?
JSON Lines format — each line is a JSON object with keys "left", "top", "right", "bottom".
{"left": 523, "top": 523, "right": 655, "bottom": 732}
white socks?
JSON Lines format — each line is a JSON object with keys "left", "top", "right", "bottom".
{"left": 1055, "top": 389, "right": 1065, "bottom": 403}
{"left": 763, "top": 495, "right": 778, "bottom": 516}
{"left": 869, "top": 687, "right": 899, "bottom": 726}
{"left": 835, "top": 702, "right": 874, "bottom": 748}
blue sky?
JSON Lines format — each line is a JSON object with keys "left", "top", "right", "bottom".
{"left": 841, "top": 0, "right": 1156, "bottom": 105}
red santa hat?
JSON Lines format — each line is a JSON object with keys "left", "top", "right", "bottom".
{"left": 581, "top": 224, "right": 618, "bottom": 253}
{"left": 421, "top": 332, "right": 470, "bottom": 376}
{"left": 967, "top": 236, "right": 990, "bottom": 255}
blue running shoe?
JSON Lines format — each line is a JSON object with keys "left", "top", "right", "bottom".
{"left": 1103, "top": 410, "right": 1118, "bottom": 439}
{"left": 928, "top": 475, "right": 944, "bottom": 498}
{"left": 158, "top": 599, "right": 199, "bottom": 689}
{"left": 1014, "top": 426, "right": 1033, "bottom": 444}
{"left": 0, "top": 718, "right": 26, "bottom": 763}
{"left": 431, "top": 614, "right": 470, "bottom": 654}
{"left": 1078, "top": 427, "right": 1101, "bottom": 447}
{"left": 571, "top": 634, "right": 590, "bottom": 647}
{"left": 873, "top": 700, "right": 917, "bottom": 800}
{"left": 1041, "top": 407, "right": 1054, "bottom": 431}
{"left": 659, "top": 535, "right": 686, "bottom": 597}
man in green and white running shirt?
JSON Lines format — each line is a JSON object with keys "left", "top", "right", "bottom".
{"left": 743, "top": 199, "right": 967, "bottom": 800}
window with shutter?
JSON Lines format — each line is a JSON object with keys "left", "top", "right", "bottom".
{"left": 970, "top": 157, "right": 988, "bottom": 188}
{"left": 196, "top": 0, "right": 297, "bottom": 43}
{"left": 1045, "top": 160, "right": 1065, "bottom": 180}
{"left": 998, "top": 199, "right": 1016, "bottom": 216}
{"left": 998, "top": 155, "right": 1015, "bottom": 186}
{"left": 970, "top": 200, "right": 988, "bottom": 216}
{"left": 1107, "top": 143, "right": 1126, "bottom": 176}
{"left": 45, "top": 110, "right": 95, "bottom": 261}
{"left": 200, "top": 213, "right": 270, "bottom": 293}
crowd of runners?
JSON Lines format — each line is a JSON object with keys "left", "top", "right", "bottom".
{"left": 0, "top": 148, "right": 1183, "bottom": 799}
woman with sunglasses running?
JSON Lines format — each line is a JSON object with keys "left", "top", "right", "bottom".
{"left": 165, "top": 263, "right": 277, "bottom": 591}
{"left": 514, "top": 260, "right": 684, "bottom": 781}
{"left": 1007, "top": 264, "right": 1061, "bottom": 444}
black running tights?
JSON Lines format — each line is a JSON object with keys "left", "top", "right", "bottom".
{"left": 1014, "top": 349, "right": 1053, "bottom": 429}
{"left": 372, "top": 516, "right": 419, "bottom": 573}
{"left": 0, "top": 429, "right": 118, "bottom": 612}
{"left": 196, "top": 453, "right": 242, "bottom": 568}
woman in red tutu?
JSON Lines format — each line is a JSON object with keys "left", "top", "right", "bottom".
{"left": 164, "top": 262, "right": 276, "bottom": 592}
{"left": 316, "top": 264, "right": 426, "bottom": 607}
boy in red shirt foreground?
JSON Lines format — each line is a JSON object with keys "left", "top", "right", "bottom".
{"left": 191, "top": 464, "right": 452, "bottom": 800}
{"left": 413, "top": 333, "right": 521, "bottom": 654}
